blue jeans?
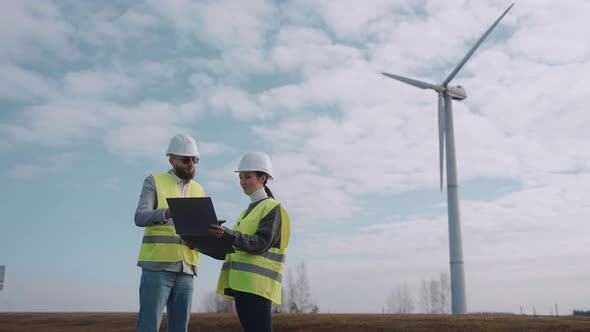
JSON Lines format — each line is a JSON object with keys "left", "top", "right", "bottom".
{"left": 137, "top": 269, "right": 194, "bottom": 332}
{"left": 234, "top": 290, "right": 272, "bottom": 332}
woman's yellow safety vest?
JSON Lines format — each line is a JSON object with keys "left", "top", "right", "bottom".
{"left": 137, "top": 173, "right": 204, "bottom": 267}
{"left": 216, "top": 198, "right": 290, "bottom": 305}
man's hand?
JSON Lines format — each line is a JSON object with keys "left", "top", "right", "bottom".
{"left": 164, "top": 208, "right": 172, "bottom": 220}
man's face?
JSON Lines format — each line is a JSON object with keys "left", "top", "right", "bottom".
{"left": 169, "top": 155, "right": 197, "bottom": 181}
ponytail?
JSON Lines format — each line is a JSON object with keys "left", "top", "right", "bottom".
{"left": 256, "top": 171, "right": 275, "bottom": 199}
{"left": 264, "top": 185, "right": 274, "bottom": 199}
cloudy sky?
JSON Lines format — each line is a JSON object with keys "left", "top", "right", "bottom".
{"left": 1, "top": 0, "right": 589, "bottom": 314}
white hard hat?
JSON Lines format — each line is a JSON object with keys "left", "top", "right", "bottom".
{"left": 166, "top": 134, "right": 200, "bottom": 157}
{"left": 235, "top": 152, "right": 273, "bottom": 179}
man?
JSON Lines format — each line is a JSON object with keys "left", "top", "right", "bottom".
{"left": 134, "top": 133, "right": 205, "bottom": 332}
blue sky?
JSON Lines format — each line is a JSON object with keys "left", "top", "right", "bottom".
{"left": 1, "top": 0, "right": 590, "bottom": 314}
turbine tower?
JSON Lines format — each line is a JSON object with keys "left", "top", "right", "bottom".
{"left": 382, "top": 3, "right": 514, "bottom": 314}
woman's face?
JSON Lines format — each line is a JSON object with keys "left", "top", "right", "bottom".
{"left": 239, "top": 171, "right": 265, "bottom": 195}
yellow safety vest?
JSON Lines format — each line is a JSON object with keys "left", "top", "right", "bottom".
{"left": 137, "top": 173, "right": 204, "bottom": 267}
{"left": 216, "top": 198, "right": 290, "bottom": 305}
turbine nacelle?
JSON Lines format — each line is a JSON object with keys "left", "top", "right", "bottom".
{"left": 446, "top": 85, "right": 467, "bottom": 101}
{"left": 431, "top": 85, "right": 466, "bottom": 100}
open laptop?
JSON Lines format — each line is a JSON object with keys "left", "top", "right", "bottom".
{"left": 166, "top": 197, "right": 234, "bottom": 259}
{"left": 167, "top": 197, "right": 219, "bottom": 235}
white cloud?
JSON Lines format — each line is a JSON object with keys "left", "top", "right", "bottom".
{"left": 208, "top": 86, "right": 270, "bottom": 119}
{"left": 103, "top": 100, "right": 201, "bottom": 125}
{"left": 199, "top": 142, "right": 234, "bottom": 156}
{"left": 0, "top": 123, "right": 39, "bottom": 148}
{"left": 0, "top": 97, "right": 206, "bottom": 164}
{"left": 72, "top": 4, "right": 160, "bottom": 49}
{"left": 293, "top": 172, "right": 590, "bottom": 312}
{"left": 63, "top": 70, "right": 139, "bottom": 100}
{"left": 258, "top": 63, "right": 396, "bottom": 113}
{"left": 199, "top": 159, "right": 240, "bottom": 193}
{"left": 247, "top": 0, "right": 589, "bottom": 202}
{"left": 0, "top": 0, "right": 75, "bottom": 62}
{"left": 283, "top": 0, "right": 410, "bottom": 42}
{"left": 0, "top": 64, "right": 58, "bottom": 101}
{"left": 8, "top": 152, "right": 79, "bottom": 178}
{"left": 457, "top": 51, "right": 590, "bottom": 182}
{"left": 101, "top": 101, "right": 204, "bottom": 159}
{"left": 149, "top": 0, "right": 274, "bottom": 49}
{"left": 145, "top": 0, "right": 276, "bottom": 75}
{"left": 275, "top": 171, "right": 360, "bottom": 222}
{"left": 506, "top": 0, "right": 590, "bottom": 65}
{"left": 222, "top": 47, "right": 275, "bottom": 75}
{"left": 271, "top": 26, "right": 362, "bottom": 73}
{"left": 2, "top": 100, "right": 106, "bottom": 146}
{"left": 104, "top": 124, "right": 191, "bottom": 160}
{"left": 367, "top": 1, "right": 520, "bottom": 78}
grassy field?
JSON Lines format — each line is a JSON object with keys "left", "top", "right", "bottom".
{"left": 1, "top": 313, "right": 590, "bottom": 331}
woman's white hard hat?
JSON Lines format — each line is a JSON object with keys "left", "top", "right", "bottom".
{"left": 235, "top": 152, "right": 273, "bottom": 179}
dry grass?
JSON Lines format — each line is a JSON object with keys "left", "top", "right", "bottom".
{"left": 1, "top": 313, "right": 590, "bottom": 331}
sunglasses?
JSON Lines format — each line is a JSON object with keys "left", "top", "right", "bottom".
{"left": 172, "top": 156, "right": 199, "bottom": 165}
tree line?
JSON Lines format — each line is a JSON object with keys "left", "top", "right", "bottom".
{"left": 383, "top": 272, "right": 451, "bottom": 314}
{"left": 572, "top": 310, "right": 590, "bottom": 316}
{"left": 204, "top": 267, "right": 585, "bottom": 316}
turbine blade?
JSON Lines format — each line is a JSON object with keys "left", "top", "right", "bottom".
{"left": 381, "top": 72, "right": 435, "bottom": 90}
{"left": 442, "top": 3, "right": 515, "bottom": 86}
{"left": 438, "top": 93, "right": 445, "bottom": 191}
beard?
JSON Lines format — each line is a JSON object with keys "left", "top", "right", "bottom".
{"left": 174, "top": 165, "right": 194, "bottom": 181}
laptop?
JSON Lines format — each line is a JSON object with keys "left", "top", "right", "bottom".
{"left": 166, "top": 197, "right": 220, "bottom": 235}
{"left": 166, "top": 197, "right": 234, "bottom": 259}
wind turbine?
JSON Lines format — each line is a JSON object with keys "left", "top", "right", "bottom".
{"left": 382, "top": 3, "right": 514, "bottom": 314}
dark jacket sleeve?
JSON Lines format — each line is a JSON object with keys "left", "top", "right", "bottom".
{"left": 223, "top": 205, "right": 282, "bottom": 255}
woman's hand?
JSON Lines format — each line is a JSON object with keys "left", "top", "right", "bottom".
{"left": 208, "top": 224, "right": 225, "bottom": 238}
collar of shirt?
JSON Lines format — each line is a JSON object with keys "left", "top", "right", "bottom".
{"left": 168, "top": 169, "right": 189, "bottom": 196}
{"left": 168, "top": 169, "right": 184, "bottom": 184}
{"left": 249, "top": 186, "right": 268, "bottom": 203}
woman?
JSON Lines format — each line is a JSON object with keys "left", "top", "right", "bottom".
{"left": 209, "top": 152, "right": 290, "bottom": 332}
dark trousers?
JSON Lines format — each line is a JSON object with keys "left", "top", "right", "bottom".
{"left": 234, "top": 291, "right": 272, "bottom": 332}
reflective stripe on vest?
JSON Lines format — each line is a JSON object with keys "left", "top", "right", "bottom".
{"left": 221, "top": 261, "right": 283, "bottom": 283}
{"left": 137, "top": 173, "right": 205, "bottom": 267}
{"left": 142, "top": 236, "right": 183, "bottom": 244}
{"left": 216, "top": 198, "right": 290, "bottom": 305}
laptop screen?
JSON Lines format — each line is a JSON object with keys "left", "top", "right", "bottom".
{"left": 166, "top": 197, "right": 219, "bottom": 235}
